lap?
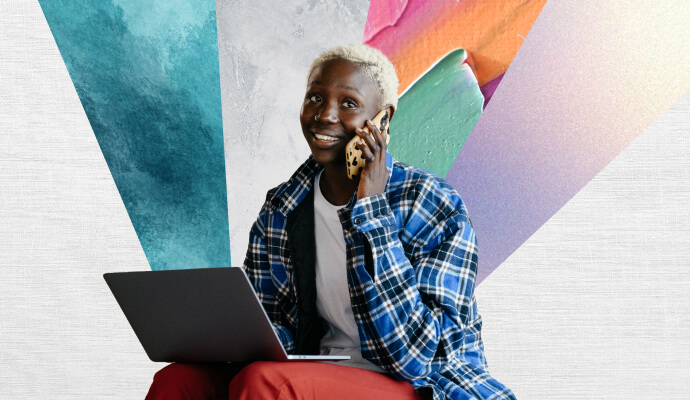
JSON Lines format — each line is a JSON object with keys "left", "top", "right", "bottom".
{"left": 146, "top": 361, "right": 420, "bottom": 400}
{"left": 229, "top": 361, "right": 421, "bottom": 400}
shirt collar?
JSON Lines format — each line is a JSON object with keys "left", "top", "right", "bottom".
{"left": 270, "top": 152, "right": 394, "bottom": 217}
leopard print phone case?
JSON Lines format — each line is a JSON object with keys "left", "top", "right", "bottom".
{"left": 345, "top": 109, "right": 390, "bottom": 180}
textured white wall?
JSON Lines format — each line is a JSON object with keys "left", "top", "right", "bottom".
{"left": 1, "top": 1, "right": 689, "bottom": 399}
{"left": 1, "top": 2, "right": 158, "bottom": 398}
{"left": 477, "top": 90, "right": 690, "bottom": 399}
{"left": 216, "top": 0, "right": 370, "bottom": 262}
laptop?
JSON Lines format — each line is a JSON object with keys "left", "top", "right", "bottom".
{"left": 103, "top": 267, "right": 349, "bottom": 363}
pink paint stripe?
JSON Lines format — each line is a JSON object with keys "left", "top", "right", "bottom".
{"left": 363, "top": 0, "right": 408, "bottom": 42}
{"left": 364, "top": 0, "right": 448, "bottom": 56}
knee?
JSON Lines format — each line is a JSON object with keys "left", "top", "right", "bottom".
{"left": 228, "top": 361, "right": 284, "bottom": 399}
{"left": 146, "top": 363, "right": 230, "bottom": 400}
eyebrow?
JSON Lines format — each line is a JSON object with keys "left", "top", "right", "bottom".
{"left": 308, "top": 80, "right": 364, "bottom": 97}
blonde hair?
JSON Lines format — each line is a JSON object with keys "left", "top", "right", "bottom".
{"left": 307, "top": 43, "right": 399, "bottom": 110}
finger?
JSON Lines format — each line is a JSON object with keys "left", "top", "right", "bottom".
{"left": 356, "top": 127, "right": 379, "bottom": 153}
{"left": 365, "top": 120, "right": 382, "bottom": 145}
{"left": 358, "top": 139, "right": 376, "bottom": 162}
{"left": 366, "top": 119, "right": 380, "bottom": 135}
{"left": 366, "top": 120, "right": 386, "bottom": 155}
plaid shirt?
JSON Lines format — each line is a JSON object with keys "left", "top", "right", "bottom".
{"left": 242, "top": 153, "right": 516, "bottom": 400}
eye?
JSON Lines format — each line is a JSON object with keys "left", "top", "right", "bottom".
{"left": 343, "top": 99, "right": 358, "bottom": 108}
{"left": 308, "top": 94, "right": 321, "bottom": 103}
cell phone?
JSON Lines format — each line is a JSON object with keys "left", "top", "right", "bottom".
{"left": 345, "top": 109, "right": 390, "bottom": 179}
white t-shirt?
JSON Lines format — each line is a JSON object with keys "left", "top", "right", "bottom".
{"left": 313, "top": 171, "right": 386, "bottom": 373}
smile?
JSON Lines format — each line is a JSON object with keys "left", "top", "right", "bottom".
{"left": 314, "top": 133, "right": 340, "bottom": 142}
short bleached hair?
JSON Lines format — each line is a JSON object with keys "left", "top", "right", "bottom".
{"left": 307, "top": 43, "right": 399, "bottom": 110}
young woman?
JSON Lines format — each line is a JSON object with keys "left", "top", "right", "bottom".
{"left": 146, "top": 44, "right": 515, "bottom": 400}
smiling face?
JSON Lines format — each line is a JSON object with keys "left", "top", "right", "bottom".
{"left": 300, "top": 58, "right": 383, "bottom": 168}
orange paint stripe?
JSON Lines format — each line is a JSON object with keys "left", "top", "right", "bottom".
{"left": 383, "top": 0, "right": 547, "bottom": 93}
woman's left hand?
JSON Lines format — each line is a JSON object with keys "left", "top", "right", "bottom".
{"left": 355, "top": 119, "right": 389, "bottom": 201}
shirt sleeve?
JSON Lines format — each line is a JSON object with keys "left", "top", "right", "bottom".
{"left": 241, "top": 202, "right": 295, "bottom": 353}
{"left": 348, "top": 184, "right": 480, "bottom": 381}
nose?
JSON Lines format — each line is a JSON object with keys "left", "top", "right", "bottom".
{"left": 315, "top": 102, "right": 339, "bottom": 124}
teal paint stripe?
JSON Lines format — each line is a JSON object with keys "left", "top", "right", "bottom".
{"left": 388, "top": 49, "right": 484, "bottom": 178}
{"left": 38, "top": 0, "right": 230, "bottom": 270}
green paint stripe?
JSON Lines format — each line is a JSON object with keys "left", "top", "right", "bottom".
{"left": 388, "top": 49, "right": 484, "bottom": 178}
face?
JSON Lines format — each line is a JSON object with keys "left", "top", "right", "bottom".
{"left": 300, "top": 58, "right": 383, "bottom": 168}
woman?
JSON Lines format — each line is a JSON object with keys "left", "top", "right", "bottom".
{"left": 147, "top": 43, "right": 515, "bottom": 400}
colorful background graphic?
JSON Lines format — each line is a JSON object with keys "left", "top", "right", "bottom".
{"left": 38, "top": 0, "right": 230, "bottom": 270}
{"left": 444, "top": 0, "right": 690, "bottom": 283}
{"left": 387, "top": 48, "right": 483, "bottom": 179}
{"left": 365, "top": 0, "right": 547, "bottom": 105}
{"left": 2, "top": 0, "right": 689, "bottom": 399}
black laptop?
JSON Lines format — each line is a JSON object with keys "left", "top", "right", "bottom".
{"left": 104, "top": 267, "right": 349, "bottom": 363}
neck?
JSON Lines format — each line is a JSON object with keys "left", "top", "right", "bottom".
{"left": 319, "top": 164, "right": 358, "bottom": 206}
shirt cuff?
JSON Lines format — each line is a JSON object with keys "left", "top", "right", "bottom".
{"left": 351, "top": 193, "right": 396, "bottom": 232}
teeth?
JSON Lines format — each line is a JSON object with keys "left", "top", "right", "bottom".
{"left": 315, "top": 134, "right": 339, "bottom": 142}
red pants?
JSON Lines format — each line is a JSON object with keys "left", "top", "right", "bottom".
{"left": 145, "top": 361, "right": 422, "bottom": 400}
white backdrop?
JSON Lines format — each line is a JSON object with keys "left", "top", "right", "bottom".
{"left": 1, "top": 0, "right": 689, "bottom": 399}
{"left": 216, "top": 0, "right": 371, "bottom": 262}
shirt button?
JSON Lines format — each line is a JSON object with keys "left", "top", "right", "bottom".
{"left": 354, "top": 218, "right": 361, "bottom": 225}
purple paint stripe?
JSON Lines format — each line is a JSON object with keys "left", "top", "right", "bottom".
{"left": 479, "top": 73, "right": 504, "bottom": 109}
{"left": 446, "top": 0, "right": 688, "bottom": 285}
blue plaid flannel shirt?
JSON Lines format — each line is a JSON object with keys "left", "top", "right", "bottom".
{"left": 242, "top": 153, "right": 516, "bottom": 400}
